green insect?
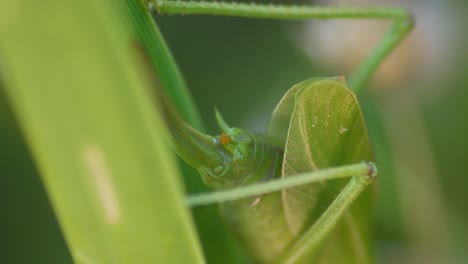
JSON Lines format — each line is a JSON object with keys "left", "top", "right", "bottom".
{"left": 148, "top": 1, "right": 413, "bottom": 263}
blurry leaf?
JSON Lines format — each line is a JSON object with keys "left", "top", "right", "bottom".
{"left": 360, "top": 96, "right": 405, "bottom": 242}
{"left": 0, "top": 85, "right": 72, "bottom": 263}
{"left": 270, "top": 78, "right": 374, "bottom": 263}
{"left": 0, "top": 0, "right": 204, "bottom": 263}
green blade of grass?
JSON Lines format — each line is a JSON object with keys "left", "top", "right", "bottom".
{"left": 0, "top": 0, "right": 204, "bottom": 263}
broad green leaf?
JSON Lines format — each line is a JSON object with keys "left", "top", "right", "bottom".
{"left": 0, "top": 0, "right": 204, "bottom": 263}
{"left": 269, "top": 78, "right": 374, "bottom": 263}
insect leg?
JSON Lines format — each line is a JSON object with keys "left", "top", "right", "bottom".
{"left": 275, "top": 171, "right": 377, "bottom": 264}
{"left": 150, "top": 1, "right": 414, "bottom": 93}
{"left": 186, "top": 162, "right": 375, "bottom": 207}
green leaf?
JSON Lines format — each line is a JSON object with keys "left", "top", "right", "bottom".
{"left": 269, "top": 78, "right": 374, "bottom": 263}
{"left": 0, "top": 0, "right": 204, "bottom": 263}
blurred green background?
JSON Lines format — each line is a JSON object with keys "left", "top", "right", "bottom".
{"left": 1, "top": 0, "right": 467, "bottom": 263}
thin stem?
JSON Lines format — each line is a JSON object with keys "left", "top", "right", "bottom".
{"left": 186, "top": 162, "right": 375, "bottom": 207}
{"left": 277, "top": 174, "right": 375, "bottom": 263}
{"left": 150, "top": 0, "right": 414, "bottom": 93}
{"left": 349, "top": 17, "right": 413, "bottom": 91}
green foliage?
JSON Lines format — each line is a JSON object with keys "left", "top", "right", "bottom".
{"left": 5, "top": 0, "right": 465, "bottom": 263}
{"left": 0, "top": 0, "right": 203, "bottom": 263}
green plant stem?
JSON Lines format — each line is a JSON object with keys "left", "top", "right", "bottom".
{"left": 186, "top": 162, "right": 375, "bottom": 207}
{"left": 151, "top": 0, "right": 414, "bottom": 93}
